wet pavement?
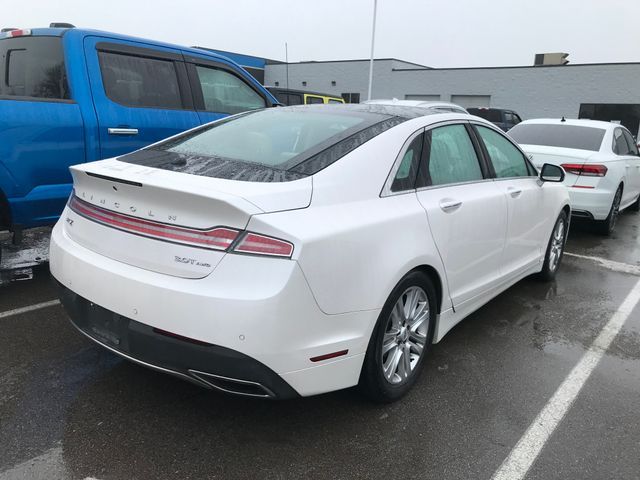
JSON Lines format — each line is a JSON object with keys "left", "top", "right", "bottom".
{"left": 1, "top": 212, "right": 640, "bottom": 480}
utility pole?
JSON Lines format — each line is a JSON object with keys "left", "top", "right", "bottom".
{"left": 285, "top": 42, "right": 289, "bottom": 90}
{"left": 367, "top": 0, "right": 378, "bottom": 101}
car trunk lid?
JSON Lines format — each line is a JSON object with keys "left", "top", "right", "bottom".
{"left": 63, "top": 159, "right": 311, "bottom": 278}
{"left": 521, "top": 144, "right": 597, "bottom": 187}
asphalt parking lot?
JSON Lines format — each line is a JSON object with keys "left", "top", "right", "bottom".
{"left": 1, "top": 213, "right": 639, "bottom": 480}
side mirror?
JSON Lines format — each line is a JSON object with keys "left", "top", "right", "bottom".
{"left": 539, "top": 163, "right": 565, "bottom": 183}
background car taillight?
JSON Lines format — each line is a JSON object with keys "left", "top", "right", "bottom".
{"left": 561, "top": 163, "right": 608, "bottom": 177}
{"left": 68, "top": 194, "right": 293, "bottom": 257}
{"left": 232, "top": 232, "right": 294, "bottom": 258}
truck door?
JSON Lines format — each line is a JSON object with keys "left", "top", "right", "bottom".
{"left": 83, "top": 36, "right": 200, "bottom": 159}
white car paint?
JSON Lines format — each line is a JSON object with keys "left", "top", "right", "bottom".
{"left": 50, "top": 107, "right": 569, "bottom": 398}
{"left": 511, "top": 118, "right": 640, "bottom": 221}
{"left": 364, "top": 98, "right": 468, "bottom": 114}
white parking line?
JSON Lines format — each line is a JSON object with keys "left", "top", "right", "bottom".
{"left": 0, "top": 299, "right": 60, "bottom": 319}
{"left": 491, "top": 277, "right": 640, "bottom": 480}
{"left": 564, "top": 252, "right": 640, "bottom": 276}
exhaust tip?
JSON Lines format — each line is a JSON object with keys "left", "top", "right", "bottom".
{"left": 188, "top": 370, "right": 275, "bottom": 399}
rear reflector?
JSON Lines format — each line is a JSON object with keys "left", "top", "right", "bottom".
{"left": 68, "top": 194, "right": 239, "bottom": 250}
{"left": 233, "top": 232, "right": 294, "bottom": 258}
{"left": 561, "top": 163, "right": 608, "bottom": 177}
{"left": 310, "top": 350, "right": 349, "bottom": 362}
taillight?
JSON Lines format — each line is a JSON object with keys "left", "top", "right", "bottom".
{"left": 68, "top": 194, "right": 294, "bottom": 257}
{"left": 232, "top": 232, "right": 294, "bottom": 258}
{"left": 561, "top": 163, "right": 608, "bottom": 177}
{"left": 68, "top": 195, "right": 239, "bottom": 250}
{"left": 0, "top": 29, "right": 31, "bottom": 38}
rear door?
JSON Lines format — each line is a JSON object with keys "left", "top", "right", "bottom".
{"left": 414, "top": 122, "right": 507, "bottom": 308}
{"left": 83, "top": 37, "right": 200, "bottom": 159}
{"left": 621, "top": 129, "right": 640, "bottom": 200}
{"left": 473, "top": 123, "right": 547, "bottom": 278}
{"left": 183, "top": 55, "right": 269, "bottom": 124}
{"left": 0, "top": 34, "right": 85, "bottom": 227}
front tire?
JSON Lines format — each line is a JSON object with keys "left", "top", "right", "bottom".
{"left": 359, "top": 271, "right": 436, "bottom": 403}
{"left": 538, "top": 210, "right": 568, "bottom": 281}
{"left": 595, "top": 186, "right": 622, "bottom": 235}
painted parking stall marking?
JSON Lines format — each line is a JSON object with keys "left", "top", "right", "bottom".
{"left": 0, "top": 299, "right": 60, "bottom": 319}
{"left": 491, "top": 277, "right": 640, "bottom": 480}
{"left": 565, "top": 252, "right": 640, "bottom": 276}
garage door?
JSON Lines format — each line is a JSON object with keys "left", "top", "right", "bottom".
{"left": 405, "top": 94, "right": 441, "bottom": 101}
{"left": 451, "top": 95, "right": 491, "bottom": 108}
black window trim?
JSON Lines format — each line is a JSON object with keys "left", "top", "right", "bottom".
{"left": 381, "top": 120, "right": 494, "bottom": 197}
{"left": 183, "top": 55, "right": 274, "bottom": 113}
{"left": 0, "top": 34, "right": 73, "bottom": 103}
{"left": 470, "top": 121, "right": 538, "bottom": 179}
{"left": 96, "top": 43, "right": 193, "bottom": 111}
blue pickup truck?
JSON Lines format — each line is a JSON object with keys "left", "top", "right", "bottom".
{"left": 0, "top": 25, "right": 277, "bottom": 236}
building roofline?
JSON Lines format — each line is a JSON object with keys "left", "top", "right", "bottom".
{"left": 269, "top": 58, "right": 432, "bottom": 68}
{"left": 392, "top": 61, "right": 640, "bottom": 72}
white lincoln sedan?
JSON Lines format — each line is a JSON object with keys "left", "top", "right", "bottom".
{"left": 50, "top": 105, "right": 569, "bottom": 402}
{"left": 509, "top": 118, "right": 640, "bottom": 234}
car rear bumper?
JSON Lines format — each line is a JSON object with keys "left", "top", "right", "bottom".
{"left": 58, "top": 283, "right": 298, "bottom": 398}
{"left": 568, "top": 187, "right": 614, "bottom": 220}
{"left": 50, "top": 221, "right": 376, "bottom": 397}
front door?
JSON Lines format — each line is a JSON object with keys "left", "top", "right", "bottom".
{"left": 473, "top": 124, "right": 547, "bottom": 278}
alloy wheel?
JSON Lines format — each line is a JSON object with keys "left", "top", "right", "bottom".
{"left": 548, "top": 219, "right": 565, "bottom": 272}
{"left": 381, "top": 286, "right": 429, "bottom": 385}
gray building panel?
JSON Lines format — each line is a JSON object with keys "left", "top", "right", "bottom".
{"left": 265, "top": 60, "right": 640, "bottom": 123}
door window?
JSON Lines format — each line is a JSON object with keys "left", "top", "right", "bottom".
{"left": 288, "top": 93, "right": 303, "bottom": 105}
{"left": 391, "top": 133, "right": 423, "bottom": 192}
{"left": 306, "top": 95, "right": 324, "bottom": 104}
{"left": 476, "top": 125, "right": 530, "bottom": 178}
{"left": 194, "top": 65, "right": 266, "bottom": 114}
{"left": 622, "top": 129, "right": 639, "bottom": 155}
{"left": 0, "top": 36, "right": 69, "bottom": 99}
{"left": 613, "top": 128, "right": 630, "bottom": 155}
{"left": 98, "top": 51, "right": 182, "bottom": 109}
{"left": 420, "top": 124, "right": 484, "bottom": 187}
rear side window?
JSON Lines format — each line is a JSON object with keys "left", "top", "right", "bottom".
{"left": 613, "top": 128, "right": 630, "bottom": 155}
{"left": 328, "top": 98, "right": 343, "bottom": 104}
{"left": 476, "top": 125, "right": 530, "bottom": 178}
{"left": 508, "top": 123, "right": 606, "bottom": 152}
{"left": 421, "top": 124, "right": 483, "bottom": 187}
{"left": 194, "top": 65, "right": 266, "bottom": 114}
{"left": 622, "top": 130, "right": 639, "bottom": 155}
{"left": 98, "top": 51, "right": 182, "bottom": 109}
{"left": 306, "top": 96, "right": 324, "bottom": 105}
{"left": 0, "top": 36, "right": 69, "bottom": 100}
{"left": 468, "top": 108, "right": 502, "bottom": 122}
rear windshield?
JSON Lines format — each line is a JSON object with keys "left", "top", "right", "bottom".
{"left": 120, "top": 106, "right": 404, "bottom": 182}
{"left": 0, "top": 36, "right": 69, "bottom": 100}
{"left": 508, "top": 123, "right": 606, "bottom": 152}
{"left": 468, "top": 108, "right": 502, "bottom": 122}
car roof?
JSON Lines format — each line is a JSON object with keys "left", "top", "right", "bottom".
{"left": 364, "top": 99, "right": 467, "bottom": 112}
{"left": 277, "top": 103, "right": 476, "bottom": 121}
{"left": 518, "top": 118, "right": 620, "bottom": 130}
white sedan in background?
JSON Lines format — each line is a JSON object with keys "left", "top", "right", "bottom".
{"left": 50, "top": 104, "right": 569, "bottom": 403}
{"left": 509, "top": 118, "right": 640, "bottom": 234}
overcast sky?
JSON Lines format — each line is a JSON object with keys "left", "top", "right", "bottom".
{"left": 4, "top": 0, "right": 639, "bottom": 67}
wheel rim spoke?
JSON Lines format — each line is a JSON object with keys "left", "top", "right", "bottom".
{"left": 380, "top": 286, "right": 430, "bottom": 385}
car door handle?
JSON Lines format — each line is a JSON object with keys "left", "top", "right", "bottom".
{"left": 108, "top": 128, "right": 139, "bottom": 136}
{"left": 507, "top": 187, "right": 523, "bottom": 198}
{"left": 439, "top": 199, "right": 462, "bottom": 212}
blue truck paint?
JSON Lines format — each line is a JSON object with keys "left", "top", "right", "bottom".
{"left": 0, "top": 27, "right": 277, "bottom": 231}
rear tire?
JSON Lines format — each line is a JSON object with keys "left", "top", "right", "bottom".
{"left": 359, "top": 271, "right": 436, "bottom": 403}
{"left": 594, "top": 186, "right": 622, "bottom": 235}
{"left": 538, "top": 211, "right": 568, "bottom": 281}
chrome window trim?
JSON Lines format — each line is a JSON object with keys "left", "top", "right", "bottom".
{"left": 381, "top": 118, "right": 482, "bottom": 197}
{"left": 415, "top": 177, "right": 495, "bottom": 193}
